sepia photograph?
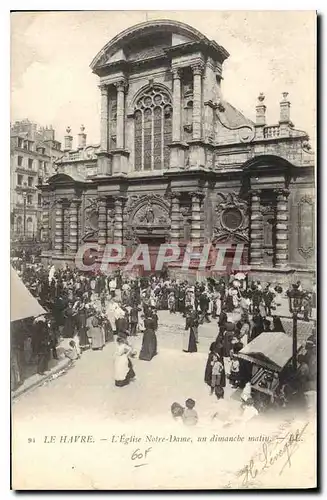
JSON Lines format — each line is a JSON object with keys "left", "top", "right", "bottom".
{"left": 10, "top": 10, "right": 317, "bottom": 490}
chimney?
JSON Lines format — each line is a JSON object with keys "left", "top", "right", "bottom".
{"left": 256, "top": 93, "right": 266, "bottom": 126}
{"left": 64, "top": 126, "right": 73, "bottom": 151}
{"left": 279, "top": 92, "right": 291, "bottom": 123}
{"left": 78, "top": 125, "right": 87, "bottom": 149}
{"left": 43, "top": 125, "right": 55, "bottom": 142}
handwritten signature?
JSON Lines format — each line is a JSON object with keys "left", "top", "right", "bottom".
{"left": 237, "top": 422, "right": 309, "bottom": 487}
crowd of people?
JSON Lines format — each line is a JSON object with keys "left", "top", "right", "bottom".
{"left": 11, "top": 259, "right": 316, "bottom": 417}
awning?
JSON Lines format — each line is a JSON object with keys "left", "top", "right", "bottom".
{"left": 237, "top": 332, "right": 293, "bottom": 372}
{"left": 11, "top": 267, "right": 46, "bottom": 322}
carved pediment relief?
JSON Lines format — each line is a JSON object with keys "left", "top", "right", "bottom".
{"left": 125, "top": 194, "right": 170, "bottom": 237}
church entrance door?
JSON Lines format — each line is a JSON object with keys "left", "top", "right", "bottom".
{"left": 137, "top": 236, "right": 166, "bottom": 276}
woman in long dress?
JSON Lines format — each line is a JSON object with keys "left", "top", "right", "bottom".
{"left": 139, "top": 317, "right": 158, "bottom": 361}
{"left": 114, "top": 337, "right": 135, "bottom": 387}
{"left": 183, "top": 308, "right": 197, "bottom": 353}
{"left": 86, "top": 311, "right": 105, "bottom": 350}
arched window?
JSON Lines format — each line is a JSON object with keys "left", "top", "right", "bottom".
{"left": 134, "top": 86, "right": 172, "bottom": 171}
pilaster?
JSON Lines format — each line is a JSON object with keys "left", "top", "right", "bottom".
{"left": 275, "top": 188, "right": 290, "bottom": 268}
{"left": 250, "top": 190, "right": 264, "bottom": 265}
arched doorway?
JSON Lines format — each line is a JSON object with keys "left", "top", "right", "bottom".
{"left": 211, "top": 234, "right": 249, "bottom": 280}
{"left": 124, "top": 194, "right": 170, "bottom": 275}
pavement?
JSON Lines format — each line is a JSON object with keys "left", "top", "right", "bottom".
{"left": 11, "top": 308, "right": 316, "bottom": 490}
{"left": 12, "top": 297, "right": 315, "bottom": 404}
{"left": 12, "top": 310, "right": 237, "bottom": 422}
{"left": 12, "top": 356, "right": 73, "bottom": 400}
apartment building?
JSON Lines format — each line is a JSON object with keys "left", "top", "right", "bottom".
{"left": 10, "top": 120, "right": 62, "bottom": 240}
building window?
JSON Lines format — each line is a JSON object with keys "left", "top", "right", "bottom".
{"left": 27, "top": 194, "right": 33, "bottom": 205}
{"left": 17, "top": 174, "right": 23, "bottom": 186}
{"left": 17, "top": 156, "right": 23, "bottom": 167}
{"left": 28, "top": 176, "right": 33, "bottom": 187}
{"left": 134, "top": 86, "right": 172, "bottom": 171}
{"left": 38, "top": 194, "right": 42, "bottom": 206}
{"left": 38, "top": 160, "right": 43, "bottom": 170}
{"left": 18, "top": 138, "right": 23, "bottom": 148}
{"left": 28, "top": 159, "right": 33, "bottom": 169}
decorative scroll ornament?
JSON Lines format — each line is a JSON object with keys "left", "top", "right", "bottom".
{"left": 82, "top": 197, "right": 99, "bottom": 241}
{"left": 215, "top": 100, "right": 255, "bottom": 143}
{"left": 214, "top": 192, "right": 249, "bottom": 241}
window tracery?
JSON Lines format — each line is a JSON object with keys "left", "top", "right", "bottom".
{"left": 134, "top": 87, "right": 172, "bottom": 171}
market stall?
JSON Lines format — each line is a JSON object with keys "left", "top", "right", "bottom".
{"left": 11, "top": 267, "right": 47, "bottom": 390}
{"left": 236, "top": 332, "right": 296, "bottom": 401}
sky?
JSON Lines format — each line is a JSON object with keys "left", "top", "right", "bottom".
{"left": 11, "top": 10, "right": 316, "bottom": 147}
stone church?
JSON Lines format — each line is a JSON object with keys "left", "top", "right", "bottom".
{"left": 40, "top": 19, "right": 315, "bottom": 285}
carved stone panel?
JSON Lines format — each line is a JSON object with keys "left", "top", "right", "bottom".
{"left": 82, "top": 197, "right": 99, "bottom": 242}
{"left": 213, "top": 192, "right": 249, "bottom": 242}
{"left": 298, "top": 195, "right": 314, "bottom": 260}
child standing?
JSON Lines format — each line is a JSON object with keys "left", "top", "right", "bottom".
{"left": 129, "top": 305, "right": 140, "bottom": 336}
{"left": 182, "top": 398, "right": 198, "bottom": 426}
{"left": 211, "top": 354, "right": 224, "bottom": 395}
{"left": 168, "top": 291, "right": 176, "bottom": 314}
{"left": 229, "top": 353, "right": 240, "bottom": 388}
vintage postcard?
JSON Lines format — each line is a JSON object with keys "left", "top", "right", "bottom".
{"left": 11, "top": 10, "right": 317, "bottom": 490}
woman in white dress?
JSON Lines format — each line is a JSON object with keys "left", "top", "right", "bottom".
{"left": 114, "top": 337, "right": 136, "bottom": 387}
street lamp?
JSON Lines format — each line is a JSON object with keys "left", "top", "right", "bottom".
{"left": 287, "top": 284, "right": 305, "bottom": 372}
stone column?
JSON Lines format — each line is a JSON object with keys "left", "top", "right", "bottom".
{"left": 99, "top": 85, "right": 108, "bottom": 151}
{"left": 54, "top": 199, "right": 63, "bottom": 253}
{"left": 115, "top": 80, "right": 127, "bottom": 149}
{"left": 98, "top": 196, "right": 107, "bottom": 252}
{"left": 170, "top": 192, "right": 181, "bottom": 242}
{"left": 250, "top": 190, "right": 264, "bottom": 265}
{"left": 190, "top": 191, "right": 204, "bottom": 247}
{"left": 275, "top": 189, "right": 290, "bottom": 268}
{"left": 113, "top": 196, "right": 125, "bottom": 244}
{"left": 69, "top": 199, "right": 80, "bottom": 254}
{"left": 172, "top": 69, "right": 182, "bottom": 142}
{"left": 191, "top": 63, "right": 204, "bottom": 140}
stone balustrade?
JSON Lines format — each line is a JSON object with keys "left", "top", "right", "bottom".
{"left": 263, "top": 125, "right": 281, "bottom": 139}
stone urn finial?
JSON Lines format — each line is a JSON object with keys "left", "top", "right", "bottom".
{"left": 258, "top": 93, "right": 265, "bottom": 102}
{"left": 282, "top": 92, "right": 289, "bottom": 101}
{"left": 66, "top": 126, "right": 71, "bottom": 134}
{"left": 80, "top": 124, "right": 85, "bottom": 132}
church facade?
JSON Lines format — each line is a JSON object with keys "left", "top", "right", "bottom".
{"left": 40, "top": 20, "right": 315, "bottom": 285}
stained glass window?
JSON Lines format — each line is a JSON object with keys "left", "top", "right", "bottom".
{"left": 134, "top": 86, "right": 172, "bottom": 171}
{"left": 153, "top": 107, "right": 162, "bottom": 170}
{"left": 144, "top": 108, "right": 152, "bottom": 171}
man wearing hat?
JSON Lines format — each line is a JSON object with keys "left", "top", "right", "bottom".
{"left": 34, "top": 315, "right": 51, "bottom": 375}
